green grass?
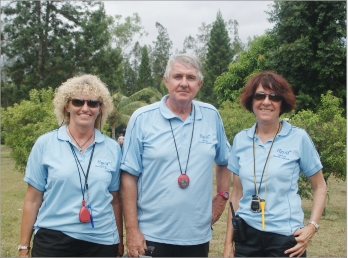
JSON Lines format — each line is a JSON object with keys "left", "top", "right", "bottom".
{"left": 1, "top": 145, "right": 346, "bottom": 257}
{"left": 1, "top": 145, "right": 27, "bottom": 257}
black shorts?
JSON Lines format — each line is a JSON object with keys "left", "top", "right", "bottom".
{"left": 145, "top": 240, "right": 209, "bottom": 257}
{"left": 235, "top": 222, "right": 306, "bottom": 257}
{"left": 32, "top": 228, "right": 118, "bottom": 257}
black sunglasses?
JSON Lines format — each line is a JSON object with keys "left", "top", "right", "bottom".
{"left": 253, "top": 92, "right": 282, "bottom": 102}
{"left": 70, "top": 98, "right": 102, "bottom": 108}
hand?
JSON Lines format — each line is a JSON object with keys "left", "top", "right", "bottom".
{"left": 126, "top": 228, "right": 147, "bottom": 257}
{"left": 222, "top": 243, "right": 235, "bottom": 258}
{"left": 211, "top": 194, "right": 227, "bottom": 225}
{"left": 284, "top": 226, "right": 316, "bottom": 257}
{"left": 117, "top": 243, "right": 124, "bottom": 257}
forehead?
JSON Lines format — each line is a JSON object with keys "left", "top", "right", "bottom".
{"left": 255, "top": 83, "right": 274, "bottom": 92}
{"left": 72, "top": 93, "right": 98, "bottom": 99}
{"left": 170, "top": 62, "right": 198, "bottom": 76}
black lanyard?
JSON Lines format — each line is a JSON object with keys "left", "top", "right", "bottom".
{"left": 68, "top": 142, "right": 96, "bottom": 201}
{"left": 252, "top": 122, "right": 280, "bottom": 196}
{"left": 168, "top": 105, "right": 196, "bottom": 176}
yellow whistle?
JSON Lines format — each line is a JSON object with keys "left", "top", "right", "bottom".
{"left": 260, "top": 200, "right": 265, "bottom": 230}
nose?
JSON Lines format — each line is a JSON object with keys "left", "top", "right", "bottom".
{"left": 81, "top": 101, "right": 89, "bottom": 110}
{"left": 262, "top": 95, "right": 272, "bottom": 104}
{"left": 180, "top": 77, "right": 188, "bottom": 87}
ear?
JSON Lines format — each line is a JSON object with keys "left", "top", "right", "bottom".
{"left": 198, "top": 80, "right": 203, "bottom": 89}
{"left": 65, "top": 104, "right": 70, "bottom": 113}
{"left": 163, "top": 76, "right": 169, "bottom": 90}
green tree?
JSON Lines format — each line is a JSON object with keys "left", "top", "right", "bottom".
{"left": 290, "top": 91, "right": 346, "bottom": 198}
{"left": 181, "top": 22, "right": 212, "bottom": 62}
{"left": 214, "top": 34, "right": 275, "bottom": 105}
{"left": 218, "top": 100, "right": 255, "bottom": 144}
{"left": 137, "top": 46, "right": 154, "bottom": 90}
{"left": 200, "top": 10, "right": 233, "bottom": 106}
{"left": 108, "top": 87, "right": 163, "bottom": 139}
{"left": 75, "top": 6, "right": 124, "bottom": 93}
{"left": 226, "top": 19, "right": 245, "bottom": 59}
{"left": 110, "top": 13, "right": 148, "bottom": 53}
{"left": 122, "top": 58, "right": 138, "bottom": 96}
{"left": 152, "top": 22, "right": 173, "bottom": 90}
{"left": 91, "top": 46, "right": 124, "bottom": 93}
{"left": 267, "top": 1, "right": 346, "bottom": 111}
{"left": 109, "top": 13, "right": 148, "bottom": 95}
{"left": 1, "top": 1, "right": 114, "bottom": 107}
{"left": 1, "top": 88, "right": 57, "bottom": 172}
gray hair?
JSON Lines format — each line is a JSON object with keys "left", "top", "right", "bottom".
{"left": 163, "top": 54, "right": 203, "bottom": 82}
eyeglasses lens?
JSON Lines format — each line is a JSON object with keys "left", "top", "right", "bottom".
{"left": 254, "top": 93, "right": 282, "bottom": 102}
{"left": 71, "top": 99, "right": 101, "bottom": 108}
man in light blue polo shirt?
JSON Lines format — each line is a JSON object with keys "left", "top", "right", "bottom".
{"left": 121, "top": 54, "right": 231, "bottom": 257}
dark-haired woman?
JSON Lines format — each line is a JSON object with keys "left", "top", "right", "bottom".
{"left": 223, "top": 71, "right": 326, "bottom": 257}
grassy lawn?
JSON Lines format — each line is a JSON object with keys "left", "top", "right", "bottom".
{"left": 1, "top": 145, "right": 346, "bottom": 257}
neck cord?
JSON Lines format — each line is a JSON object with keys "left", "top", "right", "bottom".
{"left": 68, "top": 142, "right": 96, "bottom": 201}
{"left": 168, "top": 105, "right": 196, "bottom": 175}
{"left": 67, "top": 126, "right": 94, "bottom": 152}
{"left": 253, "top": 122, "right": 280, "bottom": 197}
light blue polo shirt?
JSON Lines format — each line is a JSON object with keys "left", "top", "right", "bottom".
{"left": 228, "top": 120, "right": 323, "bottom": 236}
{"left": 24, "top": 125, "right": 122, "bottom": 245}
{"left": 121, "top": 95, "right": 230, "bottom": 245}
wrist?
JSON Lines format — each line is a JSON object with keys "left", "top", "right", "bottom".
{"left": 217, "top": 191, "right": 229, "bottom": 200}
{"left": 18, "top": 245, "right": 31, "bottom": 251}
{"left": 307, "top": 220, "right": 319, "bottom": 232}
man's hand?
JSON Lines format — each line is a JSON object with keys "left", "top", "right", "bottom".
{"left": 211, "top": 194, "right": 227, "bottom": 225}
{"left": 126, "top": 228, "right": 147, "bottom": 257}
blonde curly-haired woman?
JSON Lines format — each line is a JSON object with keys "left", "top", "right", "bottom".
{"left": 18, "top": 75, "right": 124, "bottom": 257}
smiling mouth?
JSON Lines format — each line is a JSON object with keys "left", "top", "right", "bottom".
{"left": 260, "top": 109, "right": 272, "bottom": 112}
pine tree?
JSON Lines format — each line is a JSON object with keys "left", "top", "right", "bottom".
{"left": 1, "top": 1, "right": 117, "bottom": 106}
{"left": 200, "top": 11, "right": 233, "bottom": 106}
{"left": 152, "top": 22, "right": 173, "bottom": 90}
{"left": 137, "top": 46, "right": 154, "bottom": 90}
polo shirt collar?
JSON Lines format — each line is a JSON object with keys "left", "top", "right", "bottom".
{"left": 278, "top": 120, "right": 292, "bottom": 137}
{"left": 246, "top": 123, "right": 257, "bottom": 138}
{"left": 159, "top": 95, "right": 202, "bottom": 121}
{"left": 57, "top": 124, "right": 104, "bottom": 143}
{"left": 246, "top": 120, "right": 291, "bottom": 139}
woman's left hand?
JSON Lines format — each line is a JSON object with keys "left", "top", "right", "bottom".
{"left": 284, "top": 225, "right": 316, "bottom": 257}
{"left": 117, "top": 243, "right": 124, "bottom": 257}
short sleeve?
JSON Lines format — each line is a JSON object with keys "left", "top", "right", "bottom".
{"left": 214, "top": 112, "right": 230, "bottom": 165}
{"left": 299, "top": 130, "right": 323, "bottom": 177}
{"left": 120, "top": 113, "right": 144, "bottom": 177}
{"left": 24, "top": 135, "right": 49, "bottom": 192}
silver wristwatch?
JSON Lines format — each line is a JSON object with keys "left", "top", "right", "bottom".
{"left": 307, "top": 220, "right": 319, "bottom": 232}
{"left": 18, "top": 245, "right": 31, "bottom": 251}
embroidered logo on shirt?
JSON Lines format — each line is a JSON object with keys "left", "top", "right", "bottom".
{"left": 273, "top": 149, "right": 292, "bottom": 160}
{"left": 199, "top": 134, "right": 211, "bottom": 144}
{"left": 95, "top": 159, "right": 111, "bottom": 170}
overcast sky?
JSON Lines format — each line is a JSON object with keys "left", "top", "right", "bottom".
{"left": 103, "top": 1, "right": 275, "bottom": 52}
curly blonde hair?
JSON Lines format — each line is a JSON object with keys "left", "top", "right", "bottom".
{"left": 53, "top": 74, "right": 113, "bottom": 129}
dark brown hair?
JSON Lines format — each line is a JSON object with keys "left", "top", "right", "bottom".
{"left": 240, "top": 71, "right": 296, "bottom": 116}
